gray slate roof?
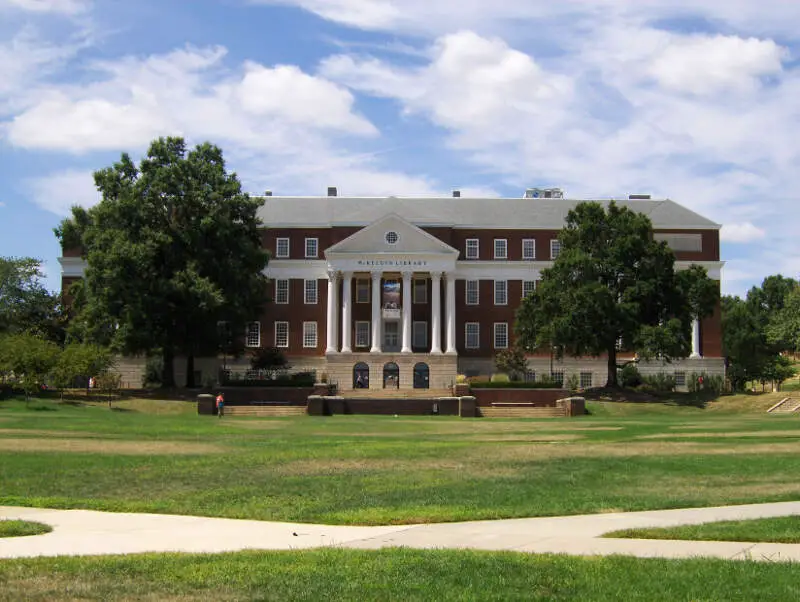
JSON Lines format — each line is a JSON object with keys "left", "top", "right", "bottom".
{"left": 256, "top": 196, "right": 720, "bottom": 230}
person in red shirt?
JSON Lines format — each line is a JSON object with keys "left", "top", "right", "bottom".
{"left": 215, "top": 393, "right": 225, "bottom": 418}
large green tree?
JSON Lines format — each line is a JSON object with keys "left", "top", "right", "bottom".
{"left": 767, "top": 286, "right": 800, "bottom": 355}
{"left": 0, "top": 257, "right": 66, "bottom": 343}
{"left": 55, "top": 137, "right": 269, "bottom": 387}
{"left": 516, "top": 201, "right": 718, "bottom": 387}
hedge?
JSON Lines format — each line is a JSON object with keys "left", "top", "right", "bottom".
{"left": 469, "top": 381, "right": 565, "bottom": 389}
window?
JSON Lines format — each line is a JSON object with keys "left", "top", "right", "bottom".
{"left": 245, "top": 322, "right": 261, "bottom": 348}
{"left": 494, "top": 238, "right": 508, "bottom": 259}
{"left": 494, "top": 323, "right": 509, "bottom": 349}
{"left": 356, "top": 279, "right": 370, "bottom": 303}
{"left": 413, "top": 279, "right": 427, "bottom": 304}
{"left": 385, "top": 231, "right": 399, "bottom": 245}
{"left": 465, "top": 323, "right": 480, "bottom": 349}
{"left": 522, "top": 280, "right": 536, "bottom": 299}
{"left": 355, "top": 321, "right": 370, "bottom": 347}
{"left": 413, "top": 321, "right": 428, "bottom": 348}
{"left": 550, "top": 239, "right": 561, "bottom": 259}
{"left": 274, "top": 321, "right": 289, "bottom": 348}
{"left": 522, "top": 239, "right": 536, "bottom": 260}
{"left": 465, "top": 238, "right": 479, "bottom": 259}
{"left": 275, "top": 279, "right": 289, "bottom": 304}
{"left": 525, "top": 370, "right": 536, "bottom": 383}
{"left": 303, "top": 322, "right": 317, "bottom": 348}
{"left": 580, "top": 371, "right": 593, "bottom": 389}
{"left": 276, "top": 237, "right": 290, "bottom": 258}
{"left": 551, "top": 370, "right": 565, "bottom": 386}
{"left": 494, "top": 280, "right": 508, "bottom": 305}
{"left": 305, "top": 238, "right": 318, "bottom": 258}
{"left": 654, "top": 233, "right": 702, "bottom": 252}
{"left": 466, "top": 280, "right": 479, "bottom": 305}
{"left": 304, "top": 279, "right": 318, "bottom": 304}
{"left": 675, "top": 371, "right": 687, "bottom": 387}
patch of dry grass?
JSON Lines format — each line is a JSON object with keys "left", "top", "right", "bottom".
{"left": 0, "top": 429, "right": 108, "bottom": 438}
{"left": 0, "top": 438, "right": 222, "bottom": 455}
{"left": 638, "top": 430, "right": 800, "bottom": 440}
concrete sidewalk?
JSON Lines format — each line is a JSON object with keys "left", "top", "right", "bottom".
{"left": 2, "top": 501, "right": 799, "bottom": 562}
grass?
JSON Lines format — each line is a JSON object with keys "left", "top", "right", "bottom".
{"left": 0, "top": 520, "right": 51, "bottom": 538}
{"left": 605, "top": 515, "right": 800, "bottom": 544}
{"left": 1, "top": 393, "right": 800, "bottom": 525}
{"left": 0, "top": 548, "right": 799, "bottom": 601}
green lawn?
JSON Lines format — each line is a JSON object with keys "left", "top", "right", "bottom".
{"left": 0, "top": 520, "right": 51, "bottom": 538}
{"left": 1, "top": 548, "right": 798, "bottom": 602}
{"left": 605, "top": 515, "right": 800, "bottom": 544}
{"left": 1, "top": 394, "right": 799, "bottom": 525}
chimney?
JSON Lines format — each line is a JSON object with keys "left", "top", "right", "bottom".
{"left": 628, "top": 194, "right": 651, "bottom": 200}
{"left": 264, "top": 190, "right": 272, "bottom": 197}
{"left": 327, "top": 186, "right": 338, "bottom": 197}
{"left": 452, "top": 189, "right": 461, "bottom": 198}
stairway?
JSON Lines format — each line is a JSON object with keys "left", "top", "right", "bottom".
{"left": 225, "top": 405, "right": 307, "bottom": 417}
{"left": 479, "top": 406, "right": 566, "bottom": 418}
{"left": 767, "top": 397, "right": 800, "bottom": 413}
{"left": 342, "top": 388, "right": 453, "bottom": 400}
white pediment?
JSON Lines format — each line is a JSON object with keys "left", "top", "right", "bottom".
{"left": 326, "top": 213, "right": 458, "bottom": 256}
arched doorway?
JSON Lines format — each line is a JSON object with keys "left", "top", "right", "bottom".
{"left": 353, "top": 362, "right": 369, "bottom": 389}
{"left": 383, "top": 362, "right": 400, "bottom": 389}
{"left": 413, "top": 363, "right": 430, "bottom": 389}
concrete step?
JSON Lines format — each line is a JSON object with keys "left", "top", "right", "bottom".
{"left": 767, "top": 398, "right": 800, "bottom": 413}
{"left": 225, "top": 406, "right": 307, "bottom": 417}
{"left": 343, "top": 389, "right": 453, "bottom": 399}
{"left": 479, "top": 407, "right": 566, "bottom": 418}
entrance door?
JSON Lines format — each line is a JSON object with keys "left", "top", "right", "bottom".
{"left": 413, "top": 363, "right": 430, "bottom": 389}
{"left": 353, "top": 362, "right": 369, "bottom": 389}
{"left": 383, "top": 362, "right": 400, "bottom": 389}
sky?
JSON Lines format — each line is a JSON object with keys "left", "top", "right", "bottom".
{"left": 1, "top": 0, "right": 799, "bottom": 297}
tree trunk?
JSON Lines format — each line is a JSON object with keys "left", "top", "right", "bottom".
{"left": 185, "top": 353, "right": 195, "bottom": 389}
{"left": 606, "top": 347, "right": 618, "bottom": 388}
{"left": 161, "top": 347, "right": 176, "bottom": 388}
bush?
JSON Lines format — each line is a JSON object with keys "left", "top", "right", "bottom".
{"left": 619, "top": 363, "right": 643, "bottom": 388}
{"left": 490, "top": 373, "right": 510, "bottom": 383}
{"left": 688, "top": 372, "right": 725, "bottom": 395}
{"left": 470, "top": 381, "right": 564, "bottom": 389}
{"left": 221, "top": 371, "right": 316, "bottom": 387}
{"left": 456, "top": 374, "right": 467, "bottom": 384}
{"left": 565, "top": 373, "right": 579, "bottom": 392}
{"left": 143, "top": 354, "right": 163, "bottom": 388}
{"left": 640, "top": 372, "right": 676, "bottom": 393}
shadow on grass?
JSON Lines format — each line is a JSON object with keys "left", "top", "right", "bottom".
{"left": 585, "top": 387, "right": 721, "bottom": 409}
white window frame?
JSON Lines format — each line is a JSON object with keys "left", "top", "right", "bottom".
{"left": 551, "top": 370, "right": 565, "bottom": 386}
{"left": 465, "top": 238, "right": 479, "bottom": 259}
{"left": 302, "top": 321, "right": 318, "bottom": 348}
{"left": 580, "top": 371, "right": 593, "bottom": 389}
{"left": 465, "top": 322, "right": 480, "bottom": 350}
{"left": 675, "top": 371, "right": 687, "bottom": 388}
{"left": 550, "top": 239, "right": 561, "bottom": 259}
{"left": 494, "top": 322, "right": 509, "bottom": 349}
{"left": 274, "top": 321, "right": 289, "bottom": 348}
{"left": 412, "top": 278, "right": 427, "bottom": 304}
{"left": 465, "top": 280, "right": 479, "bottom": 306}
{"left": 522, "top": 280, "right": 536, "bottom": 299}
{"left": 305, "top": 237, "right": 318, "bottom": 258}
{"left": 275, "top": 279, "right": 289, "bottom": 305}
{"left": 494, "top": 280, "right": 508, "bottom": 306}
{"left": 356, "top": 279, "right": 370, "bottom": 304}
{"left": 276, "top": 237, "right": 290, "bottom": 258}
{"left": 304, "top": 279, "right": 318, "bottom": 305}
{"left": 494, "top": 238, "right": 508, "bottom": 260}
{"left": 413, "top": 321, "right": 428, "bottom": 349}
{"left": 522, "top": 239, "right": 536, "bottom": 260}
{"left": 355, "top": 321, "right": 370, "bottom": 347}
{"left": 245, "top": 322, "right": 261, "bottom": 348}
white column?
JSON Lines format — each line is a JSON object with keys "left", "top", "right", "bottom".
{"left": 370, "top": 271, "right": 382, "bottom": 353}
{"left": 401, "top": 271, "right": 412, "bottom": 353}
{"left": 341, "top": 272, "right": 353, "bottom": 353}
{"left": 325, "top": 269, "right": 339, "bottom": 354}
{"left": 690, "top": 318, "right": 701, "bottom": 359}
{"left": 445, "top": 272, "right": 457, "bottom": 354}
{"left": 430, "top": 271, "right": 442, "bottom": 354}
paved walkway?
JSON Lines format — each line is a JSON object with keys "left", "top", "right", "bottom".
{"left": 2, "top": 502, "right": 800, "bottom": 562}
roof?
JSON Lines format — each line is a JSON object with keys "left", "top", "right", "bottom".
{"left": 256, "top": 196, "right": 720, "bottom": 230}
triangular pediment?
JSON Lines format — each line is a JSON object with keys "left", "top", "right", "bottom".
{"left": 325, "top": 213, "right": 458, "bottom": 256}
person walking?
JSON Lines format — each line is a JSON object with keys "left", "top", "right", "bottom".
{"left": 215, "top": 393, "right": 225, "bottom": 418}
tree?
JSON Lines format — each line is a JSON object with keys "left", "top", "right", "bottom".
{"left": 55, "top": 137, "right": 270, "bottom": 388}
{"left": 515, "top": 201, "right": 718, "bottom": 387}
{"left": 0, "top": 333, "right": 60, "bottom": 399}
{"left": 0, "top": 257, "right": 66, "bottom": 344}
{"left": 721, "top": 295, "right": 770, "bottom": 391}
{"left": 494, "top": 346, "right": 528, "bottom": 380}
{"left": 767, "top": 286, "right": 800, "bottom": 355}
{"left": 51, "top": 343, "right": 115, "bottom": 399}
{"left": 250, "top": 347, "right": 289, "bottom": 379}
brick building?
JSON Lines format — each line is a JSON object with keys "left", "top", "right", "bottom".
{"left": 59, "top": 188, "right": 724, "bottom": 390}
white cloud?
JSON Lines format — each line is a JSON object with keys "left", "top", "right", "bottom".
{"left": 0, "top": 0, "right": 87, "bottom": 13}
{"left": 26, "top": 169, "right": 99, "bottom": 215}
{"left": 721, "top": 223, "right": 767, "bottom": 243}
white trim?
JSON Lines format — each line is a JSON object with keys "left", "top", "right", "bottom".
{"left": 465, "top": 238, "right": 479, "bottom": 259}
{"left": 493, "top": 238, "right": 508, "bottom": 260}
{"left": 305, "top": 237, "right": 319, "bottom": 258}
{"left": 522, "top": 238, "right": 536, "bottom": 260}
{"left": 276, "top": 237, "right": 290, "bottom": 258}
{"left": 58, "top": 257, "right": 88, "bottom": 277}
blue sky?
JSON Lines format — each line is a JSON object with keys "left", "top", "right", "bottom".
{"left": 1, "top": 0, "right": 799, "bottom": 296}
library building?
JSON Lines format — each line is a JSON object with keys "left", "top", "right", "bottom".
{"left": 59, "top": 188, "right": 724, "bottom": 393}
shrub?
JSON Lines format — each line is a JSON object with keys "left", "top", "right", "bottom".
{"left": 688, "top": 372, "right": 725, "bottom": 395}
{"left": 565, "top": 373, "right": 579, "bottom": 392}
{"left": 490, "top": 373, "right": 510, "bottom": 383}
{"left": 456, "top": 374, "right": 468, "bottom": 384}
{"left": 250, "top": 347, "right": 290, "bottom": 378}
{"left": 494, "top": 347, "right": 527, "bottom": 380}
{"left": 470, "top": 380, "right": 564, "bottom": 389}
{"left": 641, "top": 372, "right": 676, "bottom": 393}
{"left": 143, "top": 354, "right": 163, "bottom": 388}
{"left": 619, "top": 363, "right": 643, "bottom": 388}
